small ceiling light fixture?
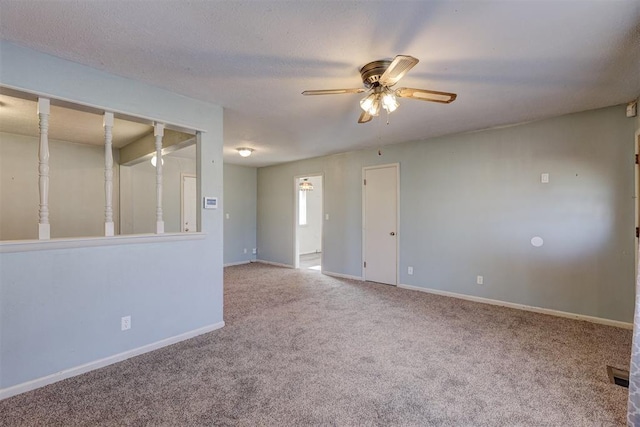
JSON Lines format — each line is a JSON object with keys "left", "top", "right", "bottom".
{"left": 151, "top": 154, "right": 164, "bottom": 167}
{"left": 360, "top": 87, "right": 399, "bottom": 116}
{"left": 381, "top": 89, "right": 399, "bottom": 113}
{"left": 360, "top": 92, "right": 381, "bottom": 116}
{"left": 299, "top": 178, "right": 314, "bottom": 191}
{"left": 237, "top": 147, "right": 254, "bottom": 157}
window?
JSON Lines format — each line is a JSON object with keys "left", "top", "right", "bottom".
{"left": 0, "top": 89, "right": 198, "bottom": 241}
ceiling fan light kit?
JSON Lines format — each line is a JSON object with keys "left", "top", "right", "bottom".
{"left": 303, "top": 55, "right": 457, "bottom": 124}
{"left": 359, "top": 87, "right": 399, "bottom": 116}
{"left": 360, "top": 92, "right": 380, "bottom": 116}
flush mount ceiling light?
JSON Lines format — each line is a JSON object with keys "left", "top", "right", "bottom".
{"left": 237, "top": 147, "right": 254, "bottom": 157}
{"left": 299, "top": 178, "right": 314, "bottom": 191}
{"left": 150, "top": 155, "right": 164, "bottom": 167}
{"left": 302, "top": 55, "right": 456, "bottom": 123}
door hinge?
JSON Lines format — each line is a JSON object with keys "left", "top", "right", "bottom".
{"left": 364, "top": 179, "right": 366, "bottom": 185}
{"left": 636, "top": 227, "right": 639, "bottom": 238}
{"left": 636, "top": 154, "right": 639, "bottom": 165}
{"left": 364, "top": 261, "right": 367, "bottom": 268}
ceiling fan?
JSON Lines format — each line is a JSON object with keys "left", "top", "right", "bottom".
{"left": 302, "top": 55, "right": 456, "bottom": 124}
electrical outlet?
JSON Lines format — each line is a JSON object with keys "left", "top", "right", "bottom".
{"left": 121, "top": 315, "right": 131, "bottom": 331}
{"left": 243, "top": 248, "right": 247, "bottom": 254}
{"left": 476, "top": 276, "right": 484, "bottom": 285}
{"left": 408, "top": 266, "right": 413, "bottom": 275}
{"left": 252, "top": 248, "right": 257, "bottom": 254}
{"left": 325, "top": 213, "right": 329, "bottom": 220}
{"left": 225, "top": 213, "right": 230, "bottom": 219}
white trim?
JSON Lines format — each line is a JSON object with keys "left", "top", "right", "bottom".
{"left": 0, "top": 232, "right": 206, "bottom": 253}
{"left": 0, "top": 321, "right": 225, "bottom": 401}
{"left": 362, "top": 163, "right": 400, "bottom": 285}
{"left": 398, "top": 284, "right": 633, "bottom": 329}
{"left": 322, "top": 271, "right": 364, "bottom": 281}
{"left": 635, "top": 129, "right": 639, "bottom": 282}
{"left": 0, "top": 85, "right": 205, "bottom": 134}
{"left": 224, "top": 260, "right": 251, "bottom": 267}
{"left": 255, "top": 259, "right": 294, "bottom": 269}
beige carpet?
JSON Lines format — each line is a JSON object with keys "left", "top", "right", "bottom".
{"left": 0, "top": 263, "right": 632, "bottom": 425}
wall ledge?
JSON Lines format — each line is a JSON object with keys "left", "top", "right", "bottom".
{"left": 0, "top": 321, "right": 225, "bottom": 400}
{"left": 398, "top": 283, "right": 633, "bottom": 329}
{"left": 0, "top": 232, "right": 206, "bottom": 253}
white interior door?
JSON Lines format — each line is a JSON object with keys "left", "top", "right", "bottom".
{"left": 182, "top": 174, "right": 197, "bottom": 232}
{"left": 363, "top": 165, "right": 398, "bottom": 285}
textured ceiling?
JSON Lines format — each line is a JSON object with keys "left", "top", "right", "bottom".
{"left": 0, "top": 94, "right": 152, "bottom": 148}
{"left": 0, "top": 0, "right": 638, "bottom": 167}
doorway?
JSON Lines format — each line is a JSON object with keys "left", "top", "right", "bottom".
{"left": 181, "top": 173, "right": 197, "bottom": 232}
{"left": 294, "top": 175, "right": 323, "bottom": 271}
{"left": 363, "top": 164, "right": 399, "bottom": 285}
{"left": 635, "top": 133, "right": 640, "bottom": 279}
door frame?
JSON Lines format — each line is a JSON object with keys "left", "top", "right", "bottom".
{"left": 635, "top": 131, "right": 640, "bottom": 281}
{"left": 362, "top": 163, "right": 400, "bottom": 285}
{"left": 293, "top": 173, "right": 324, "bottom": 270}
{"left": 181, "top": 173, "right": 197, "bottom": 232}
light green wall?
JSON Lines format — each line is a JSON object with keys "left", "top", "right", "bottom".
{"left": 0, "top": 41, "right": 224, "bottom": 390}
{"left": 0, "top": 132, "right": 119, "bottom": 240}
{"left": 120, "top": 156, "right": 196, "bottom": 234}
{"left": 258, "top": 105, "right": 636, "bottom": 322}
{"left": 223, "top": 164, "right": 257, "bottom": 265}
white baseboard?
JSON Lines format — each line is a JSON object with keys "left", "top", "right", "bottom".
{"left": 322, "top": 271, "right": 364, "bottom": 281}
{"left": 0, "top": 321, "right": 225, "bottom": 401}
{"left": 223, "top": 260, "right": 251, "bottom": 267}
{"left": 255, "top": 259, "right": 294, "bottom": 268}
{"left": 398, "top": 284, "right": 632, "bottom": 330}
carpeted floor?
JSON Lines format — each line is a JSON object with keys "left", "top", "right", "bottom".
{"left": 0, "top": 263, "right": 632, "bottom": 426}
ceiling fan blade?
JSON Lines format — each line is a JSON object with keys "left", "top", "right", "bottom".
{"left": 358, "top": 110, "right": 372, "bottom": 124}
{"left": 302, "top": 88, "right": 365, "bottom": 96}
{"left": 396, "top": 88, "right": 457, "bottom": 104}
{"left": 379, "top": 55, "right": 419, "bottom": 86}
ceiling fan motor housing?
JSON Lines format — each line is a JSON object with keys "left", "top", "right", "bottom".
{"left": 360, "top": 60, "right": 392, "bottom": 88}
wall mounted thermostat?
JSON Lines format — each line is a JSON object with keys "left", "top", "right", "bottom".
{"left": 203, "top": 197, "right": 218, "bottom": 209}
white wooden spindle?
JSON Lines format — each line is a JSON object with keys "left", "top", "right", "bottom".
{"left": 103, "top": 112, "right": 115, "bottom": 236}
{"left": 154, "top": 122, "right": 165, "bottom": 234}
{"left": 37, "top": 98, "right": 51, "bottom": 240}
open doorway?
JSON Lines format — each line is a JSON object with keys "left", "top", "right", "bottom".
{"left": 294, "top": 175, "right": 323, "bottom": 271}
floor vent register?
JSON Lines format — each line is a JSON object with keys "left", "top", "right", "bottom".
{"left": 607, "top": 365, "right": 629, "bottom": 388}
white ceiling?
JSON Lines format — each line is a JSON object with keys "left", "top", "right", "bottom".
{"left": 0, "top": 94, "right": 152, "bottom": 148}
{"left": 0, "top": 1, "right": 638, "bottom": 167}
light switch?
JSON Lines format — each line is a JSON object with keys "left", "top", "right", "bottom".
{"left": 325, "top": 214, "right": 329, "bottom": 220}
{"left": 225, "top": 213, "right": 230, "bottom": 219}
{"left": 541, "top": 173, "right": 549, "bottom": 184}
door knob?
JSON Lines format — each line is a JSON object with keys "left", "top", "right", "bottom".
{"left": 390, "top": 232, "right": 395, "bottom": 236}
